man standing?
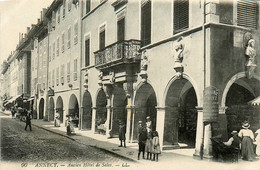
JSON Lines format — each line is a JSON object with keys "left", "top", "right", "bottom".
{"left": 25, "top": 112, "right": 32, "bottom": 131}
{"left": 119, "top": 120, "right": 126, "bottom": 147}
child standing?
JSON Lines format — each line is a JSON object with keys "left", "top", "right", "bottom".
{"left": 152, "top": 131, "right": 161, "bottom": 162}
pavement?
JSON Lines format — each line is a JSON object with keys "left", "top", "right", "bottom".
{"left": 1, "top": 110, "right": 260, "bottom": 170}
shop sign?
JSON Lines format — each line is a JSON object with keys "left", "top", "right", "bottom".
{"left": 203, "top": 86, "right": 219, "bottom": 122}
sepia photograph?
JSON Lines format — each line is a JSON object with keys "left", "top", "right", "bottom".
{"left": 0, "top": 0, "right": 260, "bottom": 169}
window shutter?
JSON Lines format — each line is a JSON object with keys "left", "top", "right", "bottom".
{"left": 68, "top": 27, "right": 71, "bottom": 48}
{"left": 85, "top": 39, "right": 90, "bottom": 67}
{"left": 74, "top": 59, "right": 77, "bottom": 81}
{"left": 174, "top": 0, "right": 189, "bottom": 33}
{"left": 56, "top": 67, "right": 59, "bottom": 85}
{"left": 57, "top": 37, "right": 59, "bottom": 56}
{"left": 237, "top": 0, "right": 257, "bottom": 29}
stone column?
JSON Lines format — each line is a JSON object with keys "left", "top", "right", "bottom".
{"left": 104, "top": 85, "right": 113, "bottom": 138}
{"left": 79, "top": 106, "right": 84, "bottom": 130}
{"left": 106, "top": 100, "right": 111, "bottom": 138}
{"left": 91, "top": 106, "right": 97, "bottom": 134}
{"left": 130, "top": 106, "right": 135, "bottom": 143}
{"left": 156, "top": 106, "right": 165, "bottom": 151}
{"left": 193, "top": 107, "right": 204, "bottom": 158}
{"left": 203, "top": 122, "right": 213, "bottom": 159}
{"left": 125, "top": 105, "right": 132, "bottom": 143}
{"left": 123, "top": 82, "right": 133, "bottom": 143}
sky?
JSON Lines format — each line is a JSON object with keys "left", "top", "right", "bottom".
{"left": 0, "top": 0, "right": 53, "bottom": 64}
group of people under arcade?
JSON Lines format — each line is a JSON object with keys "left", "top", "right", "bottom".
{"left": 218, "top": 120, "right": 260, "bottom": 162}
{"left": 118, "top": 116, "right": 161, "bottom": 162}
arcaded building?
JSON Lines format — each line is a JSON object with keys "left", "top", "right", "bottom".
{"left": 45, "top": 0, "right": 81, "bottom": 126}
{"left": 79, "top": 0, "right": 260, "bottom": 159}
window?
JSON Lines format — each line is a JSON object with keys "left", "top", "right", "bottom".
{"left": 99, "top": 26, "right": 105, "bottom": 50}
{"left": 85, "top": 38, "right": 90, "bottom": 67}
{"left": 62, "top": 33, "right": 65, "bottom": 52}
{"left": 74, "top": 22, "right": 78, "bottom": 44}
{"left": 49, "top": 46, "right": 52, "bottom": 62}
{"left": 61, "top": 64, "right": 65, "bottom": 84}
{"left": 86, "top": 0, "right": 91, "bottom": 14}
{"left": 141, "top": 0, "right": 151, "bottom": 47}
{"left": 174, "top": 0, "right": 189, "bottom": 34}
{"left": 237, "top": 0, "right": 257, "bottom": 29}
{"left": 57, "top": 7, "right": 60, "bottom": 23}
{"left": 68, "top": 0, "right": 72, "bottom": 12}
{"left": 57, "top": 37, "right": 60, "bottom": 56}
{"left": 67, "top": 62, "right": 70, "bottom": 83}
{"left": 52, "top": 11, "right": 56, "bottom": 30}
{"left": 74, "top": 59, "right": 77, "bottom": 81}
{"left": 56, "top": 67, "right": 59, "bottom": 85}
{"left": 117, "top": 18, "right": 125, "bottom": 41}
{"left": 68, "top": 27, "right": 71, "bottom": 49}
{"left": 63, "top": 0, "right": 66, "bottom": 18}
{"left": 53, "top": 42, "right": 55, "bottom": 60}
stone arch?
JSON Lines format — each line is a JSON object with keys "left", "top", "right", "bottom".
{"left": 49, "top": 97, "right": 55, "bottom": 121}
{"left": 221, "top": 72, "right": 260, "bottom": 134}
{"left": 56, "top": 96, "right": 64, "bottom": 123}
{"left": 221, "top": 72, "right": 260, "bottom": 107}
{"left": 133, "top": 83, "right": 157, "bottom": 140}
{"left": 163, "top": 73, "right": 202, "bottom": 107}
{"left": 82, "top": 91, "right": 92, "bottom": 130}
{"left": 95, "top": 88, "right": 107, "bottom": 134}
{"left": 68, "top": 94, "right": 79, "bottom": 127}
{"left": 163, "top": 73, "right": 199, "bottom": 148}
{"left": 110, "top": 86, "right": 127, "bottom": 137}
{"left": 39, "top": 98, "right": 44, "bottom": 120}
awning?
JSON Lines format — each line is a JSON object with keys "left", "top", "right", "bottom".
{"left": 248, "top": 96, "right": 260, "bottom": 106}
{"left": 8, "top": 94, "right": 23, "bottom": 104}
{"left": 27, "top": 97, "right": 34, "bottom": 102}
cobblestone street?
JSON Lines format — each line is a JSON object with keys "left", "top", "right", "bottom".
{"left": 0, "top": 112, "right": 131, "bottom": 165}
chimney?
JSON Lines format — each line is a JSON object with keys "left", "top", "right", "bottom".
{"left": 27, "top": 27, "right": 30, "bottom": 33}
{"left": 24, "top": 33, "right": 27, "bottom": 38}
{"left": 38, "top": 18, "right": 40, "bottom": 24}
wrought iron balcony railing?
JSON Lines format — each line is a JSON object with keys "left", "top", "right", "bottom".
{"left": 94, "top": 40, "right": 141, "bottom": 66}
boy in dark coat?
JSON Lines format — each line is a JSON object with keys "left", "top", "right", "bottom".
{"left": 119, "top": 120, "right": 126, "bottom": 147}
{"left": 25, "top": 112, "right": 32, "bottom": 131}
{"left": 138, "top": 127, "right": 147, "bottom": 160}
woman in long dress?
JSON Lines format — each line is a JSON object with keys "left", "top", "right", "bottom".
{"left": 238, "top": 121, "right": 255, "bottom": 161}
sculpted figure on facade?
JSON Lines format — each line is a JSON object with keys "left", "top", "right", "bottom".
{"left": 245, "top": 33, "right": 257, "bottom": 79}
{"left": 140, "top": 50, "right": 148, "bottom": 83}
{"left": 173, "top": 37, "right": 184, "bottom": 78}
{"left": 98, "top": 71, "right": 103, "bottom": 87}
{"left": 141, "top": 50, "right": 148, "bottom": 72}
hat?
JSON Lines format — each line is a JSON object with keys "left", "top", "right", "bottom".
{"left": 242, "top": 121, "right": 250, "bottom": 129}
{"left": 231, "top": 131, "right": 238, "bottom": 135}
{"left": 138, "top": 121, "right": 142, "bottom": 124}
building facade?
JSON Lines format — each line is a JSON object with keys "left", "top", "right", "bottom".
{"left": 1, "top": 0, "right": 260, "bottom": 160}
{"left": 79, "top": 0, "right": 260, "bottom": 159}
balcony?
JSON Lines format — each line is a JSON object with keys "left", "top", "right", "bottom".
{"left": 94, "top": 40, "right": 141, "bottom": 69}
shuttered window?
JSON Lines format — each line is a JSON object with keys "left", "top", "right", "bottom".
{"left": 174, "top": 0, "right": 189, "bottom": 34}
{"left": 141, "top": 0, "right": 151, "bottom": 47}
{"left": 237, "top": 0, "right": 257, "bottom": 29}
{"left": 85, "top": 38, "right": 90, "bottom": 67}
{"left": 86, "top": 0, "right": 91, "bottom": 14}
{"left": 99, "top": 28, "right": 105, "bottom": 50}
